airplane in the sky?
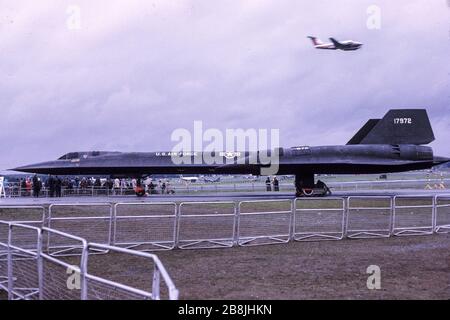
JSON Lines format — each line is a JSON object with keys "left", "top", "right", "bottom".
{"left": 180, "top": 175, "right": 199, "bottom": 183}
{"left": 308, "top": 36, "right": 363, "bottom": 51}
{"left": 12, "top": 109, "right": 450, "bottom": 197}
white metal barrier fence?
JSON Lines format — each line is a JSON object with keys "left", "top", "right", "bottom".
{"left": 0, "top": 206, "right": 45, "bottom": 227}
{"left": 3, "top": 177, "right": 449, "bottom": 198}
{"left": 40, "top": 227, "right": 88, "bottom": 299}
{"left": 1, "top": 194, "right": 449, "bottom": 256}
{"left": 47, "top": 203, "right": 113, "bottom": 256}
{"left": 113, "top": 202, "right": 177, "bottom": 251}
{"left": 434, "top": 195, "right": 450, "bottom": 234}
{"left": 238, "top": 200, "right": 292, "bottom": 246}
{"left": 346, "top": 197, "right": 393, "bottom": 239}
{"left": 0, "top": 223, "right": 8, "bottom": 291}
{"left": 294, "top": 198, "right": 345, "bottom": 241}
{"left": 0, "top": 206, "right": 46, "bottom": 292}
{"left": 6, "top": 223, "right": 42, "bottom": 300}
{"left": 393, "top": 196, "right": 435, "bottom": 236}
{"left": 85, "top": 243, "right": 178, "bottom": 300}
{"left": 0, "top": 222, "right": 178, "bottom": 300}
{"left": 177, "top": 202, "right": 236, "bottom": 249}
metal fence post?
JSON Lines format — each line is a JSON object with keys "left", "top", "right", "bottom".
{"left": 233, "top": 201, "right": 239, "bottom": 246}
{"left": 37, "top": 230, "right": 44, "bottom": 300}
{"left": 389, "top": 196, "right": 394, "bottom": 236}
{"left": 289, "top": 198, "right": 296, "bottom": 241}
{"left": 392, "top": 195, "right": 397, "bottom": 234}
{"left": 80, "top": 241, "right": 88, "bottom": 300}
{"left": 7, "top": 224, "right": 13, "bottom": 300}
{"left": 152, "top": 266, "right": 161, "bottom": 300}
{"left": 432, "top": 195, "right": 436, "bottom": 234}
{"left": 174, "top": 204, "right": 180, "bottom": 249}
{"left": 110, "top": 204, "right": 115, "bottom": 246}
{"left": 343, "top": 197, "right": 349, "bottom": 238}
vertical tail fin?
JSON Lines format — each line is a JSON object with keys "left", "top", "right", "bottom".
{"left": 307, "top": 36, "right": 323, "bottom": 46}
{"left": 347, "top": 109, "right": 435, "bottom": 145}
{"left": 347, "top": 119, "right": 380, "bottom": 145}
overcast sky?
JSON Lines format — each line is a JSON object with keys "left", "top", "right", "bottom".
{"left": 0, "top": 0, "right": 449, "bottom": 170}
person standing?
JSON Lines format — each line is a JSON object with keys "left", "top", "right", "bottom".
{"left": 265, "top": 177, "right": 272, "bottom": 192}
{"left": 273, "top": 177, "right": 279, "bottom": 192}
{"left": 166, "top": 181, "right": 175, "bottom": 194}
{"left": 105, "top": 178, "right": 112, "bottom": 194}
{"left": 55, "top": 176, "right": 62, "bottom": 197}
{"left": 94, "top": 178, "right": 101, "bottom": 188}
{"left": 18, "top": 178, "right": 24, "bottom": 196}
{"left": 69, "top": 179, "right": 74, "bottom": 190}
{"left": 149, "top": 181, "right": 155, "bottom": 194}
{"left": 32, "top": 174, "right": 41, "bottom": 198}
{"left": 25, "top": 178, "right": 32, "bottom": 196}
{"left": 48, "top": 175, "right": 55, "bottom": 197}
{"left": 80, "top": 177, "right": 87, "bottom": 189}
{"left": 114, "top": 178, "right": 120, "bottom": 195}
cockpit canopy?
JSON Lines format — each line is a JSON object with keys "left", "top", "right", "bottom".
{"left": 58, "top": 151, "right": 118, "bottom": 160}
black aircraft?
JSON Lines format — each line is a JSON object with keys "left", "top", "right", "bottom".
{"left": 12, "top": 109, "right": 449, "bottom": 196}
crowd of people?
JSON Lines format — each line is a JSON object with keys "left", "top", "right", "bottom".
{"left": 9, "top": 175, "right": 294, "bottom": 197}
{"left": 17, "top": 175, "right": 64, "bottom": 197}
{"left": 13, "top": 175, "right": 175, "bottom": 197}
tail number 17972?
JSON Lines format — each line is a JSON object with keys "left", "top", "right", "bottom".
{"left": 393, "top": 118, "right": 412, "bottom": 124}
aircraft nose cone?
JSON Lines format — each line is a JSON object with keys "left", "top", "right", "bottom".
{"left": 11, "top": 161, "right": 55, "bottom": 174}
{"left": 11, "top": 164, "right": 41, "bottom": 173}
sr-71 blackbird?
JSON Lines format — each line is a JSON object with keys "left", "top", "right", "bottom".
{"left": 13, "top": 109, "right": 450, "bottom": 196}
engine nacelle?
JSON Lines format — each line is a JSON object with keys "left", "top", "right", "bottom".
{"left": 399, "top": 145, "right": 433, "bottom": 161}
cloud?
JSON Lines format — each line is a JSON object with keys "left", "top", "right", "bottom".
{"left": 0, "top": 0, "right": 449, "bottom": 169}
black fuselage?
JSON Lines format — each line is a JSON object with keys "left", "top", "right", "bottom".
{"left": 12, "top": 109, "right": 449, "bottom": 193}
{"left": 13, "top": 144, "right": 446, "bottom": 177}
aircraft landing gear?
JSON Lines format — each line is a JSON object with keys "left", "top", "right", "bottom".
{"left": 295, "top": 173, "right": 314, "bottom": 197}
{"left": 295, "top": 173, "right": 331, "bottom": 197}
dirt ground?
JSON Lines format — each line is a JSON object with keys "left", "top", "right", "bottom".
{"left": 1, "top": 200, "right": 449, "bottom": 300}
{"left": 1, "top": 232, "right": 449, "bottom": 300}
{"left": 79, "top": 233, "right": 450, "bottom": 300}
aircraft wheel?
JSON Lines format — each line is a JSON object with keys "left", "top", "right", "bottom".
{"left": 302, "top": 188, "right": 314, "bottom": 197}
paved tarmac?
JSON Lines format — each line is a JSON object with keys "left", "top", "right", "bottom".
{"left": 0, "top": 189, "right": 449, "bottom": 205}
